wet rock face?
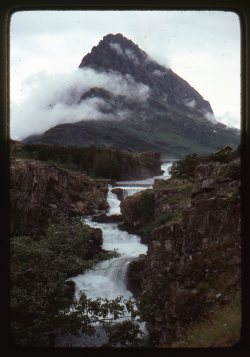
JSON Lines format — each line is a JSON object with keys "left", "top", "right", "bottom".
{"left": 111, "top": 188, "right": 124, "bottom": 201}
{"left": 120, "top": 178, "right": 191, "bottom": 242}
{"left": 120, "top": 190, "right": 156, "bottom": 233}
{"left": 126, "top": 163, "right": 241, "bottom": 346}
{"left": 10, "top": 159, "right": 109, "bottom": 236}
{"left": 92, "top": 213, "right": 122, "bottom": 223}
{"left": 126, "top": 255, "right": 146, "bottom": 297}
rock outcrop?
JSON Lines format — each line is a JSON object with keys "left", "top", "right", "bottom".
{"left": 120, "top": 178, "right": 192, "bottom": 242}
{"left": 124, "top": 162, "right": 241, "bottom": 346}
{"left": 10, "top": 159, "right": 109, "bottom": 236}
{"left": 92, "top": 213, "right": 122, "bottom": 223}
{"left": 111, "top": 188, "right": 124, "bottom": 201}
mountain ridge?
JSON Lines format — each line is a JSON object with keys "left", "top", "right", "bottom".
{"left": 79, "top": 33, "right": 213, "bottom": 116}
{"left": 24, "top": 33, "right": 240, "bottom": 158}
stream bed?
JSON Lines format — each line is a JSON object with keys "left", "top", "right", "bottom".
{"left": 55, "top": 162, "right": 172, "bottom": 347}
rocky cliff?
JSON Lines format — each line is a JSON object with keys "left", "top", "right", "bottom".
{"left": 10, "top": 159, "right": 109, "bottom": 236}
{"left": 120, "top": 178, "right": 192, "bottom": 243}
{"left": 123, "top": 162, "right": 241, "bottom": 346}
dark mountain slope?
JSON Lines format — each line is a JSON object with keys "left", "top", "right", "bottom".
{"left": 79, "top": 33, "right": 213, "bottom": 116}
{"left": 25, "top": 33, "right": 240, "bottom": 158}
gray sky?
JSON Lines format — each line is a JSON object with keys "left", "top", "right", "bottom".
{"left": 10, "top": 10, "right": 241, "bottom": 139}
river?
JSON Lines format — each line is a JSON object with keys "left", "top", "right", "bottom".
{"left": 55, "top": 162, "right": 172, "bottom": 347}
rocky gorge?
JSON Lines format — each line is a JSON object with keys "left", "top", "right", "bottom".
{"left": 9, "top": 139, "right": 241, "bottom": 347}
{"left": 9, "top": 140, "right": 164, "bottom": 347}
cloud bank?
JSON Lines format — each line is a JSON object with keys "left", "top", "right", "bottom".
{"left": 10, "top": 11, "right": 240, "bottom": 133}
{"left": 10, "top": 68, "right": 150, "bottom": 140}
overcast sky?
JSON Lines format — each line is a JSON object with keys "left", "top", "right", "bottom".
{"left": 10, "top": 10, "right": 241, "bottom": 139}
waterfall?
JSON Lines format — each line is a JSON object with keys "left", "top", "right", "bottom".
{"left": 55, "top": 162, "right": 172, "bottom": 347}
{"left": 72, "top": 187, "right": 147, "bottom": 301}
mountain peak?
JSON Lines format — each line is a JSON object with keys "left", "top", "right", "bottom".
{"left": 79, "top": 33, "right": 213, "bottom": 116}
{"left": 102, "top": 33, "right": 128, "bottom": 42}
{"left": 79, "top": 33, "right": 147, "bottom": 72}
{"left": 101, "top": 33, "right": 142, "bottom": 51}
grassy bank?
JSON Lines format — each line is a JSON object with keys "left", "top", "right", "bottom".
{"left": 169, "top": 293, "right": 241, "bottom": 348}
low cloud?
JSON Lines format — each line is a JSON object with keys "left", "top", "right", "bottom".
{"left": 204, "top": 111, "right": 240, "bottom": 130}
{"left": 204, "top": 112, "right": 219, "bottom": 124}
{"left": 10, "top": 68, "right": 150, "bottom": 140}
{"left": 152, "top": 69, "right": 167, "bottom": 76}
{"left": 185, "top": 99, "right": 196, "bottom": 109}
{"left": 215, "top": 112, "right": 241, "bottom": 129}
{"left": 110, "top": 42, "right": 124, "bottom": 56}
{"left": 110, "top": 42, "right": 140, "bottom": 64}
{"left": 124, "top": 48, "right": 140, "bottom": 64}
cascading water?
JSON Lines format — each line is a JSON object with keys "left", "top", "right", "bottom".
{"left": 55, "top": 162, "right": 172, "bottom": 347}
{"left": 72, "top": 190, "right": 148, "bottom": 301}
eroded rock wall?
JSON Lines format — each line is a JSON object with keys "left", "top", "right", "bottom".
{"left": 125, "top": 163, "right": 241, "bottom": 346}
{"left": 10, "top": 159, "right": 109, "bottom": 236}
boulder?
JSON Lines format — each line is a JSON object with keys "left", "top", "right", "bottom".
{"left": 92, "top": 213, "right": 122, "bottom": 223}
{"left": 111, "top": 188, "right": 124, "bottom": 201}
{"left": 126, "top": 256, "right": 146, "bottom": 296}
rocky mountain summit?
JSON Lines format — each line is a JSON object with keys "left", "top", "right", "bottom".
{"left": 79, "top": 33, "right": 213, "bottom": 116}
{"left": 25, "top": 33, "right": 240, "bottom": 158}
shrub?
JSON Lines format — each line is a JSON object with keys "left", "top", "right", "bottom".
{"left": 10, "top": 220, "right": 117, "bottom": 346}
{"left": 169, "top": 153, "right": 204, "bottom": 180}
{"left": 222, "top": 159, "right": 240, "bottom": 179}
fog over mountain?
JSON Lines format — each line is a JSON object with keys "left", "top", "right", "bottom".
{"left": 12, "top": 67, "right": 150, "bottom": 139}
{"left": 23, "top": 33, "right": 240, "bottom": 158}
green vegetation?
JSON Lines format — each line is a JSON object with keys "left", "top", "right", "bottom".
{"left": 169, "top": 146, "right": 240, "bottom": 181}
{"left": 10, "top": 142, "right": 241, "bottom": 347}
{"left": 13, "top": 142, "right": 160, "bottom": 180}
{"left": 137, "top": 180, "right": 192, "bottom": 238}
{"left": 221, "top": 159, "right": 241, "bottom": 180}
{"left": 133, "top": 190, "right": 156, "bottom": 222}
{"left": 138, "top": 212, "right": 179, "bottom": 236}
{"left": 10, "top": 219, "right": 119, "bottom": 347}
{"left": 57, "top": 293, "right": 146, "bottom": 347}
{"left": 170, "top": 293, "right": 241, "bottom": 347}
{"left": 154, "top": 179, "right": 193, "bottom": 205}
{"left": 22, "top": 103, "right": 240, "bottom": 158}
{"left": 169, "top": 153, "right": 202, "bottom": 181}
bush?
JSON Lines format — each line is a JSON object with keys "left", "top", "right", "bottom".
{"left": 169, "top": 153, "right": 204, "bottom": 180}
{"left": 10, "top": 220, "right": 117, "bottom": 346}
{"left": 222, "top": 159, "right": 240, "bottom": 180}
{"left": 93, "top": 151, "right": 122, "bottom": 179}
{"left": 169, "top": 147, "right": 240, "bottom": 181}
{"left": 134, "top": 191, "right": 155, "bottom": 222}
